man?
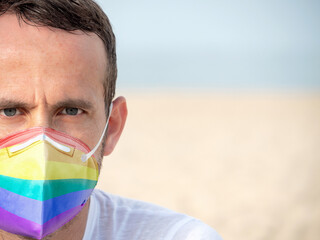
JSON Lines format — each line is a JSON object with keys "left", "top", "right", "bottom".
{"left": 0, "top": 0, "right": 222, "bottom": 239}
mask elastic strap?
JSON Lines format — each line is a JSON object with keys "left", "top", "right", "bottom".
{"left": 81, "top": 103, "right": 113, "bottom": 162}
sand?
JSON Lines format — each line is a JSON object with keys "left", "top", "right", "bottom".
{"left": 96, "top": 91, "right": 320, "bottom": 240}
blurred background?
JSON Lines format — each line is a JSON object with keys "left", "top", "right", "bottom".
{"left": 95, "top": 1, "right": 320, "bottom": 239}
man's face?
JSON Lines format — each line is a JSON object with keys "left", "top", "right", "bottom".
{"left": 0, "top": 14, "right": 108, "bottom": 162}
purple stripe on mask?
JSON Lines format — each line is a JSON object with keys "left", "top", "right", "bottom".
{"left": 0, "top": 204, "right": 84, "bottom": 239}
{"left": 0, "top": 187, "right": 92, "bottom": 224}
{"left": 0, "top": 205, "right": 42, "bottom": 239}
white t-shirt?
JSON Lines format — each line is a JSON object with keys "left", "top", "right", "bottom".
{"left": 83, "top": 189, "right": 222, "bottom": 240}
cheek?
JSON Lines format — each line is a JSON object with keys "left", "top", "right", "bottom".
{"left": 0, "top": 124, "right": 24, "bottom": 139}
{"left": 73, "top": 115, "right": 107, "bottom": 150}
{"left": 64, "top": 125, "right": 102, "bottom": 150}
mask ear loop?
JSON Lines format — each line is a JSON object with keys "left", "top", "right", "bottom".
{"left": 81, "top": 103, "right": 113, "bottom": 162}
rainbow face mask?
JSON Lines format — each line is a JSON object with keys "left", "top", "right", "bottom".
{"left": 0, "top": 106, "right": 112, "bottom": 239}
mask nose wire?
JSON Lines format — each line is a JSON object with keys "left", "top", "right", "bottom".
{"left": 81, "top": 103, "right": 113, "bottom": 162}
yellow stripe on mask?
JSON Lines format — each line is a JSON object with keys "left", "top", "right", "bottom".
{"left": 0, "top": 141, "right": 99, "bottom": 181}
{"left": 44, "top": 142, "right": 98, "bottom": 170}
{"left": 6, "top": 140, "right": 98, "bottom": 170}
{"left": 0, "top": 159, "right": 99, "bottom": 180}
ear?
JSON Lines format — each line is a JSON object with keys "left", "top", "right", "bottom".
{"left": 103, "top": 96, "right": 127, "bottom": 156}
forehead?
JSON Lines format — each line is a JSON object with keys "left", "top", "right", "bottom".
{"left": 0, "top": 13, "right": 107, "bottom": 81}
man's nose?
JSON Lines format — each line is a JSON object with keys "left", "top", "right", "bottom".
{"left": 27, "top": 109, "right": 53, "bottom": 129}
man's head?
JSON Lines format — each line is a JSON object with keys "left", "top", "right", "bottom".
{"left": 0, "top": 0, "right": 127, "bottom": 165}
{"left": 0, "top": 1, "right": 127, "bottom": 239}
{"left": 0, "top": 0, "right": 117, "bottom": 112}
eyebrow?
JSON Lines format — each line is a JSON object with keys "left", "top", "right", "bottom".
{"left": 0, "top": 98, "right": 94, "bottom": 110}
{"left": 0, "top": 99, "right": 32, "bottom": 109}
{"left": 51, "top": 99, "right": 94, "bottom": 110}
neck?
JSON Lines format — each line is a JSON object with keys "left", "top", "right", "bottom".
{"left": 0, "top": 200, "right": 90, "bottom": 240}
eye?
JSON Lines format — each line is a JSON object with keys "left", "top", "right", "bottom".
{"left": 61, "top": 108, "right": 83, "bottom": 116}
{"left": 0, "top": 108, "right": 22, "bottom": 117}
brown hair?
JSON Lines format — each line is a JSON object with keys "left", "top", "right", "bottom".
{"left": 0, "top": 0, "right": 116, "bottom": 114}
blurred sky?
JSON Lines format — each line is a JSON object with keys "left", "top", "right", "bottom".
{"left": 97, "top": 0, "right": 320, "bottom": 91}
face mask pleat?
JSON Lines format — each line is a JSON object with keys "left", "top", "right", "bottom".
{"left": 0, "top": 176, "right": 97, "bottom": 201}
{"left": 0, "top": 187, "right": 92, "bottom": 223}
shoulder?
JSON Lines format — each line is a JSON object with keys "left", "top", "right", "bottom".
{"left": 84, "top": 189, "right": 222, "bottom": 240}
{"left": 171, "top": 218, "right": 223, "bottom": 240}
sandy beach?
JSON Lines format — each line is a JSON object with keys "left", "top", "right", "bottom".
{"left": 97, "top": 91, "right": 320, "bottom": 240}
